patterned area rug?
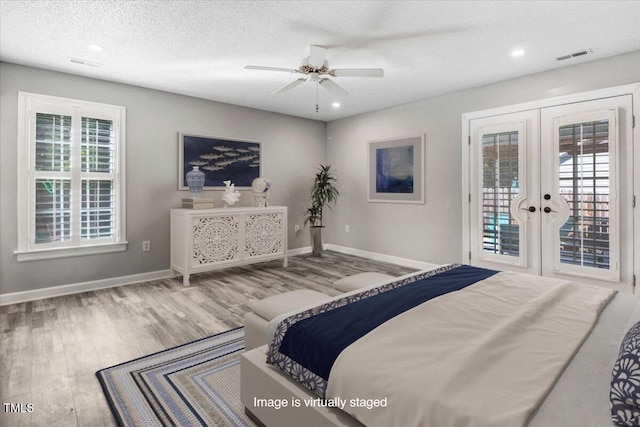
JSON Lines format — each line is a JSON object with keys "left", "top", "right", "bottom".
{"left": 96, "top": 327, "right": 257, "bottom": 426}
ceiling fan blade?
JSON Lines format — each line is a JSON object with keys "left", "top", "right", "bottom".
{"left": 307, "top": 45, "right": 327, "bottom": 68}
{"left": 319, "top": 78, "right": 349, "bottom": 97}
{"left": 244, "top": 65, "right": 299, "bottom": 73}
{"left": 331, "top": 68, "right": 384, "bottom": 77}
{"left": 271, "top": 78, "right": 306, "bottom": 95}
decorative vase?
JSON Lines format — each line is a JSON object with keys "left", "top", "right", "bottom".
{"left": 310, "top": 226, "right": 324, "bottom": 256}
{"left": 186, "top": 166, "right": 205, "bottom": 197}
{"left": 251, "top": 177, "right": 271, "bottom": 207}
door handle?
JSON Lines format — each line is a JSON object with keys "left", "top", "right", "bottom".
{"left": 522, "top": 206, "right": 537, "bottom": 213}
{"left": 542, "top": 194, "right": 557, "bottom": 213}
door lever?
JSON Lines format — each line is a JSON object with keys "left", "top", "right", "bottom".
{"left": 521, "top": 206, "right": 537, "bottom": 213}
{"left": 543, "top": 207, "right": 556, "bottom": 214}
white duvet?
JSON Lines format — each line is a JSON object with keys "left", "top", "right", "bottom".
{"left": 325, "top": 271, "right": 615, "bottom": 427}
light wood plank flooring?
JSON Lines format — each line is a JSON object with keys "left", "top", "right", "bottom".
{"left": 0, "top": 251, "right": 416, "bottom": 427}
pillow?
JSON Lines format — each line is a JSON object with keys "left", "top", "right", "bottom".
{"left": 611, "top": 320, "right": 640, "bottom": 426}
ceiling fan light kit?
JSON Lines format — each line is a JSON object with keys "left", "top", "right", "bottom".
{"left": 245, "top": 45, "right": 384, "bottom": 112}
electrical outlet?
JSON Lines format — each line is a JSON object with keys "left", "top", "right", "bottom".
{"left": 142, "top": 240, "right": 151, "bottom": 251}
{"left": 294, "top": 224, "right": 300, "bottom": 233}
{"left": 345, "top": 225, "right": 350, "bottom": 233}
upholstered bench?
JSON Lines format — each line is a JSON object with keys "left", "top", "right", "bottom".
{"left": 333, "top": 271, "right": 394, "bottom": 293}
{"left": 244, "top": 290, "right": 332, "bottom": 350}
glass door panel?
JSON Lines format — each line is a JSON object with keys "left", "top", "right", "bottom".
{"left": 541, "top": 95, "right": 633, "bottom": 287}
{"left": 557, "top": 119, "right": 611, "bottom": 270}
{"left": 481, "top": 131, "right": 520, "bottom": 257}
{"left": 469, "top": 110, "right": 540, "bottom": 274}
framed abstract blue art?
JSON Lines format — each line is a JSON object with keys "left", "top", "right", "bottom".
{"left": 178, "top": 133, "right": 262, "bottom": 190}
{"left": 368, "top": 135, "right": 425, "bottom": 203}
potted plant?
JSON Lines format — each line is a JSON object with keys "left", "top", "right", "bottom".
{"left": 303, "top": 164, "right": 339, "bottom": 256}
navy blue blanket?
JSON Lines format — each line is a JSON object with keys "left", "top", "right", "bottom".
{"left": 277, "top": 265, "right": 498, "bottom": 381}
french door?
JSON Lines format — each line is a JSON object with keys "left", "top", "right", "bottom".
{"left": 468, "top": 95, "right": 634, "bottom": 288}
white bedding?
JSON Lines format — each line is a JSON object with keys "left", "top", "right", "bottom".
{"left": 325, "top": 271, "right": 616, "bottom": 427}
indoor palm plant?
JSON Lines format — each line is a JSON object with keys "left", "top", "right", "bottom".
{"left": 304, "top": 164, "right": 339, "bottom": 256}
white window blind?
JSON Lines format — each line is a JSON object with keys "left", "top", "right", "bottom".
{"left": 16, "top": 92, "right": 127, "bottom": 261}
{"left": 557, "top": 119, "right": 611, "bottom": 270}
{"left": 481, "top": 130, "right": 520, "bottom": 257}
{"left": 81, "top": 117, "right": 116, "bottom": 241}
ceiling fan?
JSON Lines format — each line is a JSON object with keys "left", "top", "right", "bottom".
{"left": 244, "top": 45, "right": 384, "bottom": 98}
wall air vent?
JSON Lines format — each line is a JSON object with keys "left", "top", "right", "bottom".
{"left": 556, "top": 49, "right": 591, "bottom": 61}
{"left": 68, "top": 57, "right": 102, "bottom": 68}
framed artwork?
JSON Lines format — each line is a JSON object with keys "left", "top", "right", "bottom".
{"left": 368, "top": 135, "right": 425, "bottom": 203}
{"left": 178, "top": 133, "right": 262, "bottom": 190}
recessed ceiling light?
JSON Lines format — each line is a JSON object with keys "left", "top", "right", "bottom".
{"left": 332, "top": 102, "right": 341, "bottom": 108}
{"left": 511, "top": 49, "right": 525, "bottom": 57}
{"left": 87, "top": 44, "right": 104, "bottom": 52}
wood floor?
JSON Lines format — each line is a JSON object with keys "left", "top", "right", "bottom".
{"left": 0, "top": 251, "right": 416, "bottom": 427}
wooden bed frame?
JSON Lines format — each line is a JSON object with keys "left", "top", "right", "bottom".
{"left": 241, "top": 290, "right": 640, "bottom": 427}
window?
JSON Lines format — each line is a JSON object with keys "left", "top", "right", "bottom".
{"left": 16, "top": 92, "right": 126, "bottom": 261}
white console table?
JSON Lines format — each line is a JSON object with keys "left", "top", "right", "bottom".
{"left": 170, "top": 206, "right": 287, "bottom": 286}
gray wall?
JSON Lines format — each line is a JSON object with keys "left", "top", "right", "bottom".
{"left": 0, "top": 62, "right": 326, "bottom": 294}
{"left": 324, "top": 50, "right": 640, "bottom": 265}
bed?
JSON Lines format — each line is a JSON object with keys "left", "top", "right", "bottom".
{"left": 240, "top": 264, "right": 640, "bottom": 427}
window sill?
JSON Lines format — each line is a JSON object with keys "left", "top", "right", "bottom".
{"left": 14, "top": 241, "right": 128, "bottom": 262}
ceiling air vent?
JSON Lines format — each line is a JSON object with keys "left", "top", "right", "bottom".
{"left": 68, "top": 57, "right": 102, "bottom": 67}
{"left": 556, "top": 49, "right": 591, "bottom": 61}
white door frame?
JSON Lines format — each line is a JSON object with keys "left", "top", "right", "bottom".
{"left": 462, "top": 83, "right": 639, "bottom": 293}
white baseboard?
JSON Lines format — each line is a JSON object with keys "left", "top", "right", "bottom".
{"left": 287, "top": 246, "right": 311, "bottom": 256}
{"left": 287, "top": 245, "right": 438, "bottom": 271}
{"left": 0, "top": 246, "right": 437, "bottom": 306}
{"left": 0, "top": 269, "right": 174, "bottom": 306}
{"left": 325, "top": 244, "right": 440, "bottom": 270}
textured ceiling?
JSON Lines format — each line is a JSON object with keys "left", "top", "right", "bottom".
{"left": 1, "top": 0, "right": 639, "bottom": 121}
